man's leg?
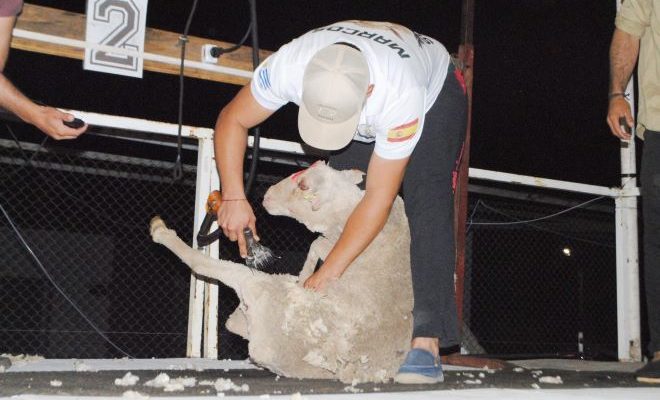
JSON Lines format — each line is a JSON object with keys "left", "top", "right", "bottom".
{"left": 404, "top": 64, "right": 466, "bottom": 348}
{"left": 394, "top": 64, "right": 467, "bottom": 384}
{"left": 637, "top": 131, "right": 660, "bottom": 383}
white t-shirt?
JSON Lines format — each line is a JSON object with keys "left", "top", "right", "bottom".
{"left": 251, "top": 20, "right": 451, "bottom": 160}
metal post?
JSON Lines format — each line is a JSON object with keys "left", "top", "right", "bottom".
{"left": 189, "top": 136, "right": 219, "bottom": 358}
{"left": 455, "top": 0, "right": 475, "bottom": 330}
{"left": 614, "top": 80, "right": 641, "bottom": 362}
{"left": 614, "top": 0, "right": 641, "bottom": 362}
{"left": 203, "top": 171, "right": 221, "bottom": 358}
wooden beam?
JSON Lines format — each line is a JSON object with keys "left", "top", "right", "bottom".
{"left": 10, "top": 3, "right": 272, "bottom": 85}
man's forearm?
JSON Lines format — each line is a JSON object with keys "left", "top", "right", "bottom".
{"left": 609, "top": 28, "right": 640, "bottom": 94}
{"left": 0, "top": 72, "right": 39, "bottom": 124}
{"left": 322, "top": 195, "right": 392, "bottom": 276}
{"left": 213, "top": 84, "right": 274, "bottom": 197}
{"left": 213, "top": 109, "right": 248, "bottom": 198}
{"left": 1, "top": 15, "right": 39, "bottom": 126}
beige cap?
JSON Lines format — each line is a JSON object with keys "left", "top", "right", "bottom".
{"left": 298, "top": 44, "right": 370, "bottom": 151}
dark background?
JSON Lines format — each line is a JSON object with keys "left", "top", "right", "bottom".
{"left": 4, "top": 0, "right": 626, "bottom": 187}
{"left": 1, "top": 1, "right": 633, "bottom": 360}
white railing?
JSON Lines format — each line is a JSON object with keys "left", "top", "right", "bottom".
{"left": 59, "top": 108, "right": 642, "bottom": 362}
{"left": 17, "top": 0, "right": 640, "bottom": 360}
{"left": 470, "top": 168, "right": 641, "bottom": 362}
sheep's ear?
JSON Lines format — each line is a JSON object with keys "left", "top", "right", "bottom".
{"left": 341, "top": 169, "right": 365, "bottom": 185}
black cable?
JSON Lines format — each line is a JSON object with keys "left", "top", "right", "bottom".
{"left": 4, "top": 123, "right": 48, "bottom": 167}
{"left": 1, "top": 124, "right": 50, "bottom": 189}
{"left": 174, "top": 0, "right": 261, "bottom": 195}
{"left": 466, "top": 196, "right": 613, "bottom": 248}
{"left": 174, "top": 0, "right": 201, "bottom": 182}
{"left": 0, "top": 200, "right": 133, "bottom": 358}
{"left": 210, "top": 21, "right": 253, "bottom": 57}
{"left": 244, "top": 0, "right": 261, "bottom": 196}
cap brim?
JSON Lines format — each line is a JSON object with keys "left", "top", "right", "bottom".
{"left": 298, "top": 101, "right": 360, "bottom": 151}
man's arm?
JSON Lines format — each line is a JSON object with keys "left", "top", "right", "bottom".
{"left": 0, "top": 15, "right": 13, "bottom": 71}
{"left": 0, "top": 16, "right": 86, "bottom": 139}
{"left": 304, "top": 153, "right": 408, "bottom": 291}
{"left": 213, "top": 84, "right": 275, "bottom": 257}
{"left": 607, "top": 28, "right": 640, "bottom": 140}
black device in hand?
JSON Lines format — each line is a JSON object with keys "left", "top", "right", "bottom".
{"left": 618, "top": 117, "right": 632, "bottom": 135}
{"left": 63, "top": 118, "right": 85, "bottom": 129}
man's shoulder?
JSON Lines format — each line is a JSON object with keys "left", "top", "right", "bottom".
{"left": 0, "top": 0, "right": 23, "bottom": 18}
{"left": 616, "top": 0, "right": 656, "bottom": 33}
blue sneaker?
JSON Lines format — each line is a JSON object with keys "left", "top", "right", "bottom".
{"left": 394, "top": 348, "right": 444, "bottom": 384}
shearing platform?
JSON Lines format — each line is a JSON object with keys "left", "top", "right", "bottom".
{"left": 0, "top": 356, "right": 657, "bottom": 399}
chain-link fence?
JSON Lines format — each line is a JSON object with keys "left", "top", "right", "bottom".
{"left": 1, "top": 121, "right": 621, "bottom": 361}
{"left": 461, "top": 188, "right": 617, "bottom": 359}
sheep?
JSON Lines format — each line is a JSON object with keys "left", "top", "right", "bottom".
{"left": 150, "top": 161, "right": 413, "bottom": 383}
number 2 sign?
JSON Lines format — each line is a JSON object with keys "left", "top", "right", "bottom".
{"left": 84, "top": 0, "right": 148, "bottom": 78}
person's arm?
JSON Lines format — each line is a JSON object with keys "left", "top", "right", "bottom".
{"left": 213, "top": 84, "right": 275, "bottom": 257}
{"left": 606, "top": 28, "right": 640, "bottom": 140}
{"left": 0, "top": 15, "right": 12, "bottom": 71}
{"left": 0, "top": 16, "right": 87, "bottom": 139}
{"left": 304, "top": 153, "right": 408, "bottom": 291}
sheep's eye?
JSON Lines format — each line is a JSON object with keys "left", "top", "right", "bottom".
{"left": 298, "top": 180, "right": 309, "bottom": 191}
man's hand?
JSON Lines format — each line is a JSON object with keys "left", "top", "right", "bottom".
{"left": 2, "top": 16, "right": 86, "bottom": 140}
{"left": 607, "top": 28, "right": 639, "bottom": 141}
{"left": 30, "top": 106, "right": 87, "bottom": 140}
{"left": 303, "top": 263, "right": 342, "bottom": 292}
{"left": 216, "top": 199, "right": 257, "bottom": 259}
{"left": 606, "top": 97, "right": 633, "bottom": 141}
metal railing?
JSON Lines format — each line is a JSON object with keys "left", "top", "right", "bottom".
{"left": 0, "top": 111, "right": 641, "bottom": 361}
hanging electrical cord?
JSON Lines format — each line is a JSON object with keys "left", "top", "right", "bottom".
{"left": 4, "top": 123, "right": 47, "bottom": 168}
{"left": 173, "top": 0, "right": 201, "bottom": 181}
{"left": 466, "top": 196, "right": 613, "bottom": 248}
{"left": 174, "top": 0, "right": 262, "bottom": 196}
{"left": 244, "top": 0, "right": 261, "bottom": 195}
{"left": 0, "top": 201, "right": 133, "bottom": 358}
{"left": 469, "top": 195, "right": 607, "bottom": 226}
{"left": 209, "top": 21, "right": 253, "bottom": 57}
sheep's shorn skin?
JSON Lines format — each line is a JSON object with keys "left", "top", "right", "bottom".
{"left": 150, "top": 162, "right": 412, "bottom": 383}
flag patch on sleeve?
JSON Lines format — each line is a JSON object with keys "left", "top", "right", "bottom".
{"left": 258, "top": 68, "right": 271, "bottom": 90}
{"left": 387, "top": 118, "right": 419, "bottom": 142}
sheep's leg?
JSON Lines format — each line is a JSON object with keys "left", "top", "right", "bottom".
{"left": 150, "top": 216, "right": 253, "bottom": 291}
{"left": 298, "top": 237, "right": 333, "bottom": 285}
{"left": 225, "top": 307, "right": 248, "bottom": 339}
{"left": 298, "top": 252, "right": 319, "bottom": 285}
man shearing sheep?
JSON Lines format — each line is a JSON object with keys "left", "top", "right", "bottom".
{"left": 212, "top": 20, "right": 467, "bottom": 384}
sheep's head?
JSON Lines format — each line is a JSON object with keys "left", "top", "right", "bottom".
{"left": 262, "top": 161, "right": 365, "bottom": 233}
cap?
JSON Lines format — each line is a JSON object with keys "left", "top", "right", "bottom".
{"left": 298, "top": 44, "right": 370, "bottom": 150}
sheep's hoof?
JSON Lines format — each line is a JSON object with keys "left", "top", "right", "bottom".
{"left": 150, "top": 215, "right": 167, "bottom": 239}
